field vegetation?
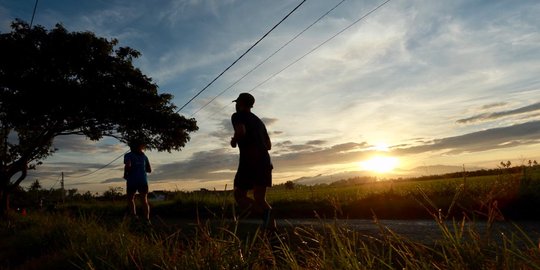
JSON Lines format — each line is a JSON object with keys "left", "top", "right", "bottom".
{"left": 1, "top": 163, "right": 540, "bottom": 269}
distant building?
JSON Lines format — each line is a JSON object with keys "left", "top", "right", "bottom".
{"left": 148, "top": 190, "right": 167, "bottom": 201}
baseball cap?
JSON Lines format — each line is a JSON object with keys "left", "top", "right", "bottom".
{"left": 232, "top": 93, "right": 255, "bottom": 107}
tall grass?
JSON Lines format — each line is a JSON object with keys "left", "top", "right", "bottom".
{"left": 61, "top": 169, "right": 539, "bottom": 220}
{"left": 2, "top": 193, "right": 540, "bottom": 269}
{"left": 2, "top": 167, "right": 540, "bottom": 269}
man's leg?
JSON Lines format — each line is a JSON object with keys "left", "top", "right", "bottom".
{"left": 140, "top": 192, "right": 150, "bottom": 221}
{"left": 127, "top": 191, "right": 137, "bottom": 217}
{"left": 234, "top": 187, "right": 261, "bottom": 218}
{"left": 253, "top": 186, "right": 271, "bottom": 211}
{"left": 234, "top": 188, "right": 255, "bottom": 209}
{"left": 253, "top": 186, "right": 275, "bottom": 230}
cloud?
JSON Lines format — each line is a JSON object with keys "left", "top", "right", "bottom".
{"left": 6, "top": 0, "right": 540, "bottom": 193}
{"left": 101, "top": 178, "right": 124, "bottom": 184}
{"left": 395, "top": 120, "right": 540, "bottom": 155}
{"left": 274, "top": 140, "right": 292, "bottom": 148}
{"left": 457, "top": 102, "right": 540, "bottom": 124}
{"left": 307, "top": 140, "right": 326, "bottom": 145}
{"left": 25, "top": 160, "right": 124, "bottom": 191}
{"left": 272, "top": 142, "right": 371, "bottom": 169}
{"left": 151, "top": 148, "right": 237, "bottom": 182}
{"left": 29, "top": 120, "right": 540, "bottom": 192}
{"left": 481, "top": 102, "right": 508, "bottom": 110}
{"left": 208, "top": 119, "right": 233, "bottom": 141}
{"left": 158, "top": 0, "right": 236, "bottom": 27}
{"left": 261, "top": 117, "right": 278, "bottom": 126}
{"left": 0, "top": 5, "right": 10, "bottom": 32}
{"left": 147, "top": 141, "right": 372, "bottom": 185}
{"left": 52, "top": 135, "right": 124, "bottom": 154}
{"left": 207, "top": 116, "right": 279, "bottom": 143}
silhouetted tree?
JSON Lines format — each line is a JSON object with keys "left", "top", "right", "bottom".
{"left": 67, "top": 188, "right": 78, "bottom": 199}
{"left": 0, "top": 20, "right": 198, "bottom": 217}
{"left": 27, "top": 179, "right": 43, "bottom": 207}
{"left": 500, "top": 161, "right": 512, "bottom": 168}
{"left": 81, "top": 191, "right": 95, "bottom": 201}
{"left": 103, "top": 186, "right": 123, "bottom": 202}
{"left": 284, "top": 180, "right": 295, "bottom": 190}
{"left": 28, "top": 179, "right": 42, "bottom": 192}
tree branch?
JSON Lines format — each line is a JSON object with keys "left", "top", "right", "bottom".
{"left": 57, "top": 131, "right": 86, "bottom": 136}
{"left": 7, "top": 158, "right": 27, "bottom": 188}
{"left": 10, "top": 164, "right": 27, "bottom": 188}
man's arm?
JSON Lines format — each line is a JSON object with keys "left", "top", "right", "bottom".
{"left": 265, "top": 132, "right": 271, "bottom": 150}
{"left": 123, "top": 156, "right": 131, "bottom": 179}
{"left": 145, "top": 157, "right": 152, "bottom": 173}
{"left": 231, "top": 123, "right": 246, "bottom": 148}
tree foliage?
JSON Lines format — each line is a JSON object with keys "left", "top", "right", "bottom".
{"left": 0, "top": 20, "right": 198, "bottom": 215}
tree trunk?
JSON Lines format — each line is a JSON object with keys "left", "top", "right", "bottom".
{"left": 0, "top": 189, "right": 9, "bottom": 218}
{"left": 0, "top": 159, "right": 28, "bottom": 218}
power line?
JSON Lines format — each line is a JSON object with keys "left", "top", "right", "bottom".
{"left": 75, "top": 1, "right": 391, "bottom": 173}
{"left": 46, "top": 173, "right": 62, "bottom": 191}
{"left": 33, "top": 0, "right": 390, "bottom": 185}
{"left": 206, "top": 0, "right": 392, "bottom": 119}
{"left": 246, "top": 0, "right": 392, "bottom": 93}
{"left": 30, "top": 0, "right": 39, "bottom": 27}
{"left": 176, "top": 0, "right": 307, "bottom": 113}
{"left": 190, "top": 0, "right": 347, "bottom": 117}
{"left": 67, "top": 151, "right": 127, "bottom": 179}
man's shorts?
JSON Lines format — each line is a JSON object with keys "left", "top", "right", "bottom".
{"left": 234, "top": 163, "right": 273, "bottom": 190}
{"left": 127, "top": 182, "right": 149, "bottom": 194}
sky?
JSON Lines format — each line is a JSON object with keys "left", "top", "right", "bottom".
{"left": 1, "top": 0, "right": 540, "bottom": 194}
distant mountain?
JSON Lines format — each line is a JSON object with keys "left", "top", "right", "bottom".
{"left": 292, "top": 171, "right": 366, "bottom": 186}
{"left": 293, "top": 170, "right": 397, "bottom": 186}
{"left": 291, "top": 165, "right": 486, "bottom": 186}
{"left": 406, "top": 165, "right": 485, "bottom": 177}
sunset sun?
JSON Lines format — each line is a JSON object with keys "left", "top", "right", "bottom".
{"left": 359, "top": 156, "right": 399, "bottom": 173}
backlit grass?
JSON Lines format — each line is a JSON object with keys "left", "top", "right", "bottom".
{"left": 2, "top": 166, "right": 539, "bottom": 269}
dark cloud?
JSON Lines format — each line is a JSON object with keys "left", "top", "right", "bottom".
{"left": 260, "top": 117, "right": 278, "bottom": 126}
{"left": 275, "top": 141, "right": 366, "bottom": 155}
{"left": 307, "top": 140, "right": 326, "bottom": 145}
{"left": 391, "top": 143, "right": 412, "bottom": 149}
{"left": 481, "top": 102, "right": 508, "bottom": 110}
{"left": 209, "top": 119, "right": 233, "bottom": 140}
{"left": 273, "top": 142, "right": 371, "bottom": 169}
{"left": 151, "top": 148, "right": 237, "bottom": 182}
{"left": 25, "top": 161, "right": 124, "bottom": 190}
{"left": 273, "top": 140, "right": 326, "bottom": 154}
{"left": 208, "top": 117, "right": 279, "bottom": 140}
{"left": 32, "top": 161, "right": 122, "bottom": 177}
{"left": 33, "top": 121, "right": 540, "bottom": 191}
{"left": 331, "top": 142, "right": 369, "bottom": 152}
{"left": 146, "top": 140, "right": 372, "bottom": 184}
{"left": 457, "top": 102, "right": 540, "bottom": 124}
{"left": 274, "top": 140, "right": 293, "bottom": 147}
{"left": 288, "top": 144, "right": 320, "bottom": 152}
{"left": 395, "top": 120, "right": 540, "bottom": 155}
{"left": 52, "top": 135, "right": 125, "bottom": 153}
{"left": 101, "top": 178, "right": 124, "bottom": 184}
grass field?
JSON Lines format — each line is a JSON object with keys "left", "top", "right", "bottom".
{"left": 2, "top": 166, "right": 540, "bottom": 269}
{"left": 61, "top": 166, "right": 540, "bottom": 221}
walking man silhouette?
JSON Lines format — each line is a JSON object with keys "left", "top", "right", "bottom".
{"left": 124, "top": 140, "right": 152, "bottom": 224}
{"left": 230, "top": 93, "right": 275, "bottom": 230}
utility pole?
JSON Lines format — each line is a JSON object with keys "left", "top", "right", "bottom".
{"left": 61, "top": 172, "right": 65, "bottom": 203}
{"left": 462, "top": 164, "right": 467, "bottom": 193}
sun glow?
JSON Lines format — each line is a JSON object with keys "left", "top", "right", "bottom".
{"left": 373, "top": 143, "right": 390, "bottom": 152}
{"left": 359, "top": 156, "right": 399, "bottom": 173}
